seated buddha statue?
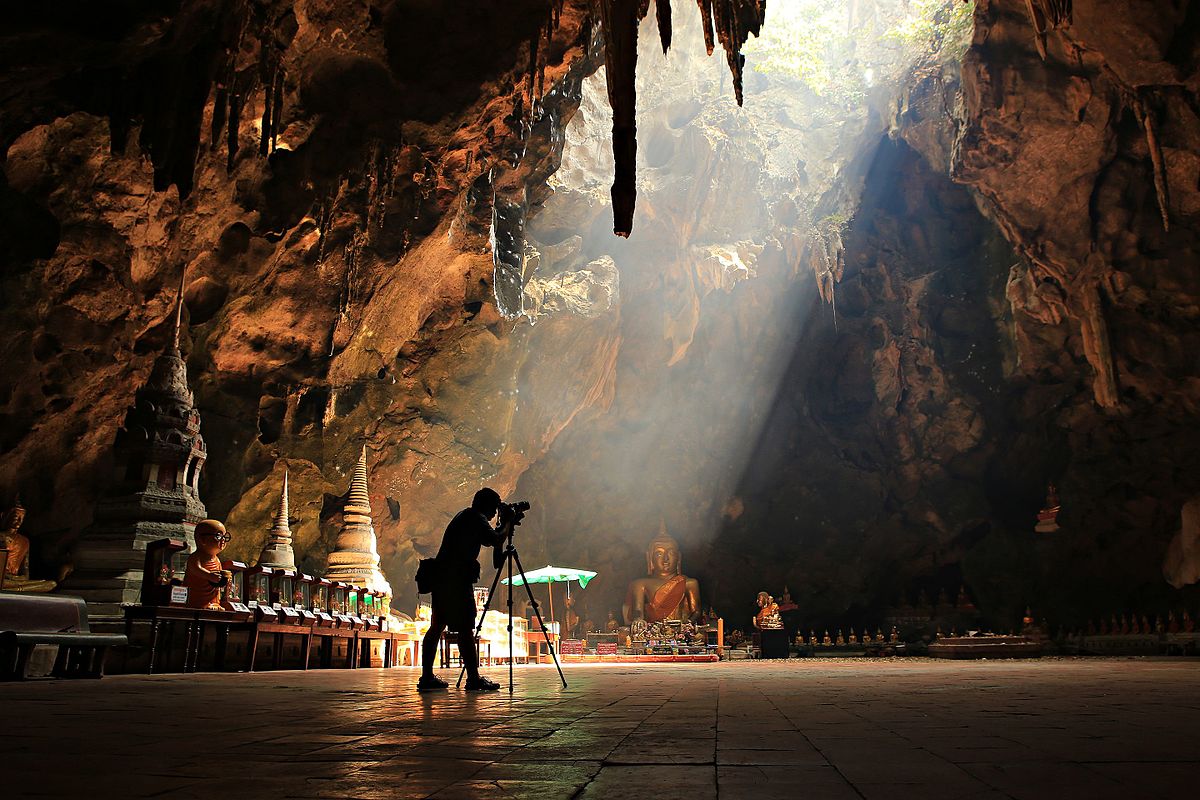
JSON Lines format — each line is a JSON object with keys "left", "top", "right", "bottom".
{"left": 622, "top": 529, "right": 700, "bottom": 624}
{"left": 605, "top": 610, "right": 619, "bottom": 633}
{"left": 184, "top": 520, "right": 231, "bottom": 610}
{"left": 1, "top": 500, "right": 57, "bottom": 593}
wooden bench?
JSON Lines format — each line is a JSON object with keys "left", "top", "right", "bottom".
{"left": 0, "top": 592, "right": 127, "bottom": 679}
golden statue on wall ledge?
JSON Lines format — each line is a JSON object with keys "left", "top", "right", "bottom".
{"left": 622, "top": 525, "right": 701, "bottom": 624}
{"left": 1, "top": 499, "right": 57, "bottom": 593}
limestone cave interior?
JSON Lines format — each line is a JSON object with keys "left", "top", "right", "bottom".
{"left": 3, "top": 1, "right": 1200, "bottom": 796}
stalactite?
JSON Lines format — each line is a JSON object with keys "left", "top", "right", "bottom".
{"left": 1077, "top": 279, "right": 1120, "bottom": 409}
{"left": 226, "top": 88, "right": 243, "bottom": 172}
{"left": 600, "top": 0, "right": 641, "bottom": 237}
{"left": 1135, "top": 97, "right": 1170, "bottom": 233}
{"left": 210, "top": 75, "right": 229, "bottom": 151}
{"left": 1023, "top": 0, "right": 1049, "bottom": 60}
{"left": 270, "top": 68, "right": 284, "bottom": 151}
{"left": 710, "top": 0, "right": 766, "bottom": 106}
{"left": 1024, "top": 0, "right": 1072, "bottom": 61}
{"left": 697, "top": 0, "right": 716, "bottom": 55}
{"left": 655, "top": 0, "right": 673, "bottom": 54}
{"left": 259, "top": 61, "right": 275, "bottom": 157}
{"left": 527, "top": 29, "right": 540, "bottom": 103}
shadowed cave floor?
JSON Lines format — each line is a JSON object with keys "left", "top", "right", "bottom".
{"left": 3, "top": 658, "right": 1198, "bottom": 799}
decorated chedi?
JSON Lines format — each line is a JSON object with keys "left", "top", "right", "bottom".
{"left": 324, "top": 446, "right": 392, "bottom": 595}
{"left": 256, "top": 469, "right": 295, "bottom": 569}
{"left": 622, "top": 523, "right": 701, "bottom": 624}
{"left": 1, "top": 497, "right": 57, "bottom": 592}
{"left": 63, "top": 278, "right": 207, "bottom": 619}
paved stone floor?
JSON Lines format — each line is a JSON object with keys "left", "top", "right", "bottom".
{"left": 4, "top": 658, "right": 1199, "bottom": 799}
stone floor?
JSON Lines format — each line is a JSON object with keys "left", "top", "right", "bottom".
{"left": 4, "top": 658, "right": 1198, "bottom": 799}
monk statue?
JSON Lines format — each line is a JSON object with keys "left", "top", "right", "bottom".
{"left": 753, "top": 591, "right": 782, "bottom": 629}
{"left": 604, "top": 610, "right": 619, "bottom": 633}
{"left": 1, "top": 499, "right": 57, "bottom": 593}
{"left": 184, "top": 520, "right": 230, "bottom": 610}
{"left": 623, "top": 528, "right": 700, "bottom": 624}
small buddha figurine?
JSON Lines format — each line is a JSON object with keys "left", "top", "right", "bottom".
{"left": 623, "top": 527, "right": 701, "bottom": 624}
{"left": 848, "top": 630, "right": 858, "bottom": 644}
{"left": 862, "top": 629, "right": 872, "bottom": 644}
{"left": 1035, "top": 484, "right": 1061, "bottom": 533}
{"left": 563, "top": 595, "right": 580, "bottom": 639}
{"left": 1110, "top": 614, "right": 1120, "bottom": 634}
{"left": 1168, "top": 611, "right": 1179, "bottom": 633}
{"left": 1183, "top": 611, "right": 1194, "bottom": 633}
{"left": 1155, "top": 615, "right": 1165, "bottom": 634}
{"left": 876, "top": 627, "right": 884, "bottom": 642}
{"left": 808, "top": 629, "right": 816, "bottom": 646}
{"left": 184, "top": 520, "right": 230, "bottom": 610}
{"left": 605, "top": 610, "right": 619, "bottom": 633}
{"left": 889, "top": 626, "right": 899, "bottom": 643}
{"left": 777, "top": 586, "right": 798, "bottom": 613}
{"left": 1141, "top": 614, "right": 1151, "bottom": 635}
{"left": 822, "top": 630, "right": 832, "bottom": 646}
{"left": 835, "top": 629, "right": 845, "bottom": 646}
{"left": 1, "top": 499, "right": 57, "bottom": 593}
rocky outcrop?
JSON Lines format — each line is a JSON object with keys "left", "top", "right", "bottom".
{"left": 3, "top": 1, "right": 1200, "bottom": 629}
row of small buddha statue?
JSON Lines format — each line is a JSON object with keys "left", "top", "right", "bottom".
{"left": 794, "top": 627, "right": 901, "bottom": 647}
{"left": 1085, "top": 612, "right": 1195, "bottom": 636}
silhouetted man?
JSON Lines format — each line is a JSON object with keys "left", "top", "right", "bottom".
{"left": 419, "top": 487, "right": 515, "bottom": 692}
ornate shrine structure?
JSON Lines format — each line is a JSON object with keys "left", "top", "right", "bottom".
{"left": 62, "top": 283, "right": 207, "bottom": 620}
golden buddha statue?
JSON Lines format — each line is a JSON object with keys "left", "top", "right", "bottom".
{"left": 184, "top": 520, "right": 230, "bottom": 610}
{"left": 623, "top": 528, "right": 700, "bottom": 624}
{"left": 1, "top": 499, "right": 57, "bottom": 593}
{"left": 605, "top": 610, "right": 619, "bottom": 633}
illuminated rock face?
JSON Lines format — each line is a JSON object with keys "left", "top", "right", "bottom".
{"left": 1, "top": 1, "right": 1199, "bottom": 628}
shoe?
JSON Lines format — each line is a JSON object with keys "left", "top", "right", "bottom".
{"left": 417, "top": 674, "right": 449, "bottom": 692}
{"left": 464, "top": 676, "right": 501, "bottom": 691}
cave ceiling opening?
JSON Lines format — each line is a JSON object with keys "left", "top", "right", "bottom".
{"left": 504, "top": 0, "right": 975, "bottom": 622}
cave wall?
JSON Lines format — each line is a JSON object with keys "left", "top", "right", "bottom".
{"left": 2, "top": 1, "right": 1199, "bottom": 629}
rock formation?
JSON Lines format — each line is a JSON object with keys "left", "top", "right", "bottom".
{"left": 1, "top": 1, "right": 1199, "bottom": 628}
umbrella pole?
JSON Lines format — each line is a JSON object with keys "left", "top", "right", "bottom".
{"left": 548, "top": 582, "right": 555, "bottom": 626}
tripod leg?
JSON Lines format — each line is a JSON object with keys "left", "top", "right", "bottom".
{"left": 511, "top": 548, "right": 568, "bottom": 689}
{"left": 456, "top": 560, "right": 507, "bottom": 688}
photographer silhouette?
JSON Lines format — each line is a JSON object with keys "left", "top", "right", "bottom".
{"left": 418, "top": 487, "right": 516, "bottom": 692}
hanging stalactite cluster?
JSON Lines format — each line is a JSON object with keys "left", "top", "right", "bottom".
{"left": 598, "top": 0, "right": 767, "bottom": 237}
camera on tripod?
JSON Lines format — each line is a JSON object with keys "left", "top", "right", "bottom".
{"left": 500, "top": 500, "right": 530, "bottom": 525}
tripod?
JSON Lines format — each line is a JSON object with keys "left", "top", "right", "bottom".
{"left": 457, "top": 527, "right": 567, "bottom": 692}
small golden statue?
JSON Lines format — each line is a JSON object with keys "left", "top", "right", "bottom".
{"left": 835, "top": 629, "right": 845, "bottom": 646}
{"left": 1, "top": 498, "right": 56, "bottom": 593}
{"left": 754, "top": 592, "right": 783, "bottom": 630}
{"left": 605, "top": 610, "right": 619, "bottom": 633}
{"left": 623, "top": 527, "right": 701, "bottom": 624}
{"left": 184, "top": 520, "right": 231, "bottom": 610}
{"left": 822, "top": 630, "right": 832, "bottom": 646}
{"left": 1035, "top": 484, "right": 1061, "bottom": 533}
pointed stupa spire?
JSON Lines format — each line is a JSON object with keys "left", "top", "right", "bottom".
{"left": 171, "top": 268, "right": 186, "bottom": 352}
{"left": 324, "top": 443, "right": 391, "bottom": 594}
{"left": 345, "top": 445, "right": 372, "bottom": 518}
{"left": 257, "top": 467, "right": 296, "bottom": 569}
